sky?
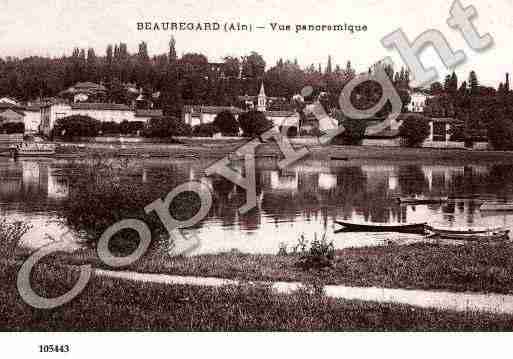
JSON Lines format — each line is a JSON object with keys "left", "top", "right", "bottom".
{"left": 0, "top": 0, "right": 512, "bottom": 87}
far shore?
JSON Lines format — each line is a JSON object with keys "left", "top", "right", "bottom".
{"left": 4, "top": 137, "right": 513, "bottom": 163}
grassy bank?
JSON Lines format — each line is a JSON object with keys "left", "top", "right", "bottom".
{"left": 52, "top": 139, "right": 513, "bottom": 163}
{"left": 2, "top": 260, "right": 513, "bottom": 331}
{"left": 40, "top": 241, "right": 513, "bottom": 295}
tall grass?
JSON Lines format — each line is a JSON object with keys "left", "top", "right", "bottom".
{"left": 0, "top": 219, "right": 31, "bottom": 258}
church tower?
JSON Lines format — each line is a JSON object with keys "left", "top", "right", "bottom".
{"left": 257, "top": 82, "right": 267, "bottom": 112}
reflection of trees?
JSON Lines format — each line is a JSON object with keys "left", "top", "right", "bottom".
{"left": 487, "top": 165, "right": 513, "bottom": 199}
{"left": 398, "top": 165, "right": 429, "bottom": 195}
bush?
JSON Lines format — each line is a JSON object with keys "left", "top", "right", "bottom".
{"left": 487, "top": 117, "right": 513, "bottom": 150}
{"left": 398, "top": 116, "right": 430, "bottom": 147}
{"left": 282, "top": 233, "right": 335, "bottom": 270}
{"left": 120, "top": 120, "right": 145, "bottom": 135}
{"left": 238, "top": 111, "right": 273, "bottom": 137}
{"left": 213, "top": 111, "right": 239, "bottom": 136}
{"left": 53, "top": 115, "right": 101, "bottom": 138}
{"left": 332, "top": 110, "right": 367, "bottom": 145}
{"left": 143, "top": 116, "right": 192, "bottom": 138}
{"left": 99, "top": 121, "right": 120, "bottom": 135}
{"left": 0, "top": 122, "right": 25, "bottom": 134}
{"left": 192, "top": 123, "right": 218, "bottom": 137}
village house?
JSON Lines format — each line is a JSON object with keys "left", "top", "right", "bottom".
{"left": 406, "top": 89, "right": 432, "bottom": 113}
{"left": 40, "top": 101, "right": 162, "bottom": 136}
{"left": 183, "top": 83, "right": 300, "bottom": 133}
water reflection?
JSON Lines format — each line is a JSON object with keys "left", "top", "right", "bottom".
{"left": 1, "top": 158, "right": 513, "bottom": 255}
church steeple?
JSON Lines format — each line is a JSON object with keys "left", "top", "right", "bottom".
{"left": 257, "top": 82, "right": 267, "bottom": 112}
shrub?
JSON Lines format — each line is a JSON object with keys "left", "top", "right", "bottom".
{"left": 0, "top": 122, "right": 25, "bottom": 134}
{"left": 398, "top": 116, "right": 430, "bottom": 147}
{"left": 99, "top": 121, "right": 120, "bottom": 135}
{"left": 0, "top": 219, "right": 31, "bottom": 258}
{"left": 53, "top": 115, "right": 101, "bottom": 138}
{"left": 192, "top": 123, "right": 219, "bottom": 137}
{"left": 290, "top": 233, "right": 335, "bottom": 270}
{"left": 487, "top": 117, "right": 513, "bottom": 150}
{"left": 120, "top": 120, "right": 145, "bottom": 135}
{"left": 213, "top": 111, "right": 239, "bottom": 136}
{"left": 332, "top": 110, "right": 367, "bottom": 145}
{"left": 238, "top": 110, "right": 273, "bottom": 137}
{"left": 143, "top": 116, "right": 192, "bottom": 138}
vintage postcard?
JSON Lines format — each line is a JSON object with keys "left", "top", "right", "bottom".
{"left": 1, "top": 0, "right": 513, "bottom": 354}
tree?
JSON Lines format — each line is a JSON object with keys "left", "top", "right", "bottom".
{"left": 53, "top": 115, "right": 101, "bottom": 138}
{"left": 192, "top": 123, "right": 218, "bottom": 137}
{"left": 398, "top": 115, "right": 430, "bottom": 147}
{"left": 143, "top": 116, "right": 191, "bottom": 138}
{"left": 222, "top": 56, "right": 240, "bottom": 78}
{"left": 487, "top": 111, "right": 513, "bottom": 150}
{"left": 241, "top": 52, "right": 266, "bottom": 79}
{"left": 469, "top": 70, "right": 479, "bottom": 95}
{"left": 169, "top": 36, "right": 177, "bottom": 63}
{"left": 333, "top": 110, "right": 366, "bottom": 145}
{"left": 0, "top": 121, "right": 24, "bottom": 134}
{"left": 238, "top": 111, "right": 273, "bottom": 137}
{"left": 213, "top": 111, "right": 239, "bottom": 136}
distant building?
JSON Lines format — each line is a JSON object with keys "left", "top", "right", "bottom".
{"left": 24, "top": 103, "right": 42, "bottom": 133}
{"left": 184, "top": 83, "right": 299, "bottom": 133}
{"left": 183, "top": 105, "right": 244, "bottom": 127}
{"left": 407, "top": 90, "right": 432, "bottom": 113}
{"left": 40, "top": 101, "right": 162, "bottom": 136}
{"left": 59, "top": 82, "right": 107, "bottom": 103}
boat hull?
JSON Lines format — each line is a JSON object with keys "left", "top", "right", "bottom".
{"left": 335, "top": 221, "right": 427, "bottom": 234}
{"left": 480, "top": 202, "right": 513, "bottom": 211}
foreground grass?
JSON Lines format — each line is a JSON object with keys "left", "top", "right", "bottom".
{"left": 42, "top": 241, "right": 513, "bottom": 295}
{"left": 2, "top": 260, "right": 513, "bottom": 331}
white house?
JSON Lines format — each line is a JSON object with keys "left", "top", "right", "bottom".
{"left": 24, "top": 104, "right": 42, "bottom": 134}
{"left": 407, "top": 90, "right": 431, "bottom": 113}
{"left": 40, "top": 102, "right": 162, "bottom": 136}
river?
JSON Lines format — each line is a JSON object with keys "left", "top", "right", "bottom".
{"left": 1, "top": 157, "right": 513, "bottom": 255}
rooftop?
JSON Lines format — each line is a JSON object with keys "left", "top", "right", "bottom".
{"left": 135, "top": 109, "right": 163, "bottom": 118}
{"left": 71, "top": 103, "right": 130, "bottom": 111}
{"left": 184, "top": 105, "right": 244, "bottom": 115}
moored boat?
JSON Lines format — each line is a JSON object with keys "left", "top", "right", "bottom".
{"left": 334, "top": 220, "right": 427, "bottom": 234}
{"left": 480, "top": 201, "right": 513, "bottom": 211}
{"left": 427, "top": 227, "right": 509, "bottom": 241}
{"left": 15, "top": 142, "right": 56, "bottom": 157}
{"left": 397, "top": 195, "right": 448, "bottom": 204}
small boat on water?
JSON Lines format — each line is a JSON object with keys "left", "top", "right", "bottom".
{"left": 427, "top": 226, "right": 510, "bottom": 241}
{"left": 14, "top": 143, "right": 56, "bottom": 157}
{"left": 480, "top": 201, "right": 513, "bottom": 211}
{"left": 397, "top": 195, "right": 448, "bottom": 205}
{"left": 335, "top": 220, "right": 427, "bottom": 234}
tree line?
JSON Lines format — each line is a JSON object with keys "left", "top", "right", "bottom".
{"left": 0, "top": 37, "right": 413, "bottom": 118}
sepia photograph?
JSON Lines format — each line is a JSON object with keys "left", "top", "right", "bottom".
{"left": 1, "top": 0, "right": 513, "bottom": 352}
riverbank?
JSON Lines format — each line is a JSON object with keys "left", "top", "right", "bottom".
{"left": 3, "top": 259, "right": 513, "bottom": 331}
{"left": 40, "top": 138, "right": 513, "bottom": 163}
{"left": 30, "top": 240, "right": 513, "bottom": 295}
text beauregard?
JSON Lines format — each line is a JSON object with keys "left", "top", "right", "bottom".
{"left": 137, "top": 22, "right": 221, "bottom": 31}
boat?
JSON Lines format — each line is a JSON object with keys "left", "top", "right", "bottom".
{"left": 14, "top": 143, "right": 56, "bottom": 157}
{"left": 397, "top": 195, "right": 448, "bottom": 205}
{"left": 427, "top": 227, "right": 510, "bottom": 241}
{"left": 480, "top": 201, "right": 513, "bottom": 211}
{"left": 427, "top": 225, "right": 504, "bottom": 236}
{"left": 334, "top": 220, "right": 427, "bottom": 234}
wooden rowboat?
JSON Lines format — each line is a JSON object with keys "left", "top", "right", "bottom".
{"left": 397, "top": 196, "right": 448, "bottom": 205}
{"left": 480, "top": 201, "right": 513, "bottom": 211}
{"left": 427, "top": 228, "right": 510, "bottom": 241}
{"left": 335, "top": 220, "right": 427, "bottom": 234}
{"left": 426, "top": 225, "right": 501, "bottom": 235}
